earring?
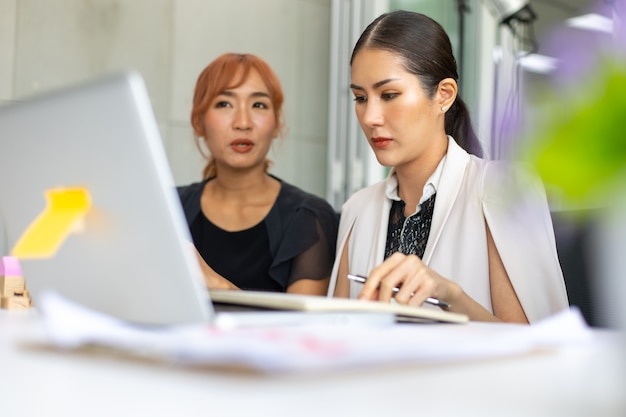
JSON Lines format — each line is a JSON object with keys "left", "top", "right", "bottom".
{"left": 441, "top": 106, "right": 447, "bottom": 112}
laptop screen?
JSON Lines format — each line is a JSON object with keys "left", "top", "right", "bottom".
{"left": 0, "top": 72, "right": 211, "bottom": 325}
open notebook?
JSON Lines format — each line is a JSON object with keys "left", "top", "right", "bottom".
{"left": 210, "top": 290, "right": 468, "bottom": 324}
{"left": 0, "top": 71, "right": 467, "bottom": 326}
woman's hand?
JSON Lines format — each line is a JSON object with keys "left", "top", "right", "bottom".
{"left": 358, "top": 252, "right": 460, "bottom": 308}
{"left": 354, "top": 229, "right": 528, "bottom": 323}
{"left": 186, "top": 242, "right": 239, "bottom": 290}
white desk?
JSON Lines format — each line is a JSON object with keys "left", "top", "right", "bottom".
{"left": 1, "top": 309, "right": 625, "bottom": 417}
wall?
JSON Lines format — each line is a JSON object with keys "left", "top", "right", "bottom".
{"left": 326, "top": 0, "right": 492, "bottom": 209}
{"left": 0, "top": 0, "right": 332, "bottom": 198}
{"left": 389, "top": 0, "right": 491, "bottom": 152}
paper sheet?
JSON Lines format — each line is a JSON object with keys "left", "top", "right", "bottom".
{"left": 36, "top": 291, "right": 594, "bottom": 373}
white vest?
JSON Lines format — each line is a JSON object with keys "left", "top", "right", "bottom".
{"left": 328, "top": 137, "right": 569, "bottom": 323}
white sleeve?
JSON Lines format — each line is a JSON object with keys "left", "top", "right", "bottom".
{"left": 482, "top": 161, "right": 569, "bottom": 322}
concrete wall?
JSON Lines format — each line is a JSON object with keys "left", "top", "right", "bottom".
{"left": 0, "top": 0, "right": 332, "bottom": 197}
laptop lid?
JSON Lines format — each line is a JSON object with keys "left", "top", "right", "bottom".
{"left": 0, "top": 72, "right": 212, "bottom": 325}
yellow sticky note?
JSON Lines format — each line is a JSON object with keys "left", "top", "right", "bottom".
{"left": 11, "top": 188, "right": 92, "bottom": 259}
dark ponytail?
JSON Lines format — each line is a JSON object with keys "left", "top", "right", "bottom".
{"left": 352, "top": 10, "right": 483, "bottom": 157}
{"left": 445, "top": 96, "right": 483, "bottom": 157}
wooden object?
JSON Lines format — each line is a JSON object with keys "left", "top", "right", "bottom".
{"left": 0, "top": 275, "right": 25, "bottom": 297}
{"left": 0, "top": 256, "right": 32, "bottom": 309}
{"left": 1, "top": 292, "right": 31, "bottom": 309}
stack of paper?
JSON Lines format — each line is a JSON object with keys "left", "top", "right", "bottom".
{"left": 36, "top": 291, "right": 593, "bottom": 373}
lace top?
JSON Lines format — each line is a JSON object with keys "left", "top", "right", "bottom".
{"left": 384, "top": 193, "right": 437, "bottom": 259}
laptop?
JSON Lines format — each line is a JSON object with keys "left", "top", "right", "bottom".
{"left": 0, "top": 72, "right": 465, "bottom": 326}
{"left": 0, "top": 72, "right": 217, "bottom": 325}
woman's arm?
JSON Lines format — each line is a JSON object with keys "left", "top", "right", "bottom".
{"left": 482, "top": 161, "right": 568, "bottom": 322}
{"left": 486, "top": 221, "right": 528, "bottom": 323}
{"left": 359, "top": 221, "right": 528, "bottom": 323}
{"left": 287, "top": 278, "right": 330, "bottom": 296}
{"left": 333, "top": 232, "right": 352, "bottom": 297}
{"left": 285, "top": 217, "right": 337, "bottom": 296}
{"left": 190, "top": 243, "right": 239, "bottom": 290}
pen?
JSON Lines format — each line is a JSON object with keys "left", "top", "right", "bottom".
{"left": 347, "top": 274, "right": 451, "bottom": 309}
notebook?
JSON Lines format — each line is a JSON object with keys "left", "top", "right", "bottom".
{"left": 210, "top": 290, "right": 468, "bottom": 323}
{"left": 0, "top": 72, "right": 466, "bottom": 326}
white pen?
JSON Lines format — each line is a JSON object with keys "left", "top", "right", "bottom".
{"left": 347, "top": 274, "right": 451, "bottom": 309}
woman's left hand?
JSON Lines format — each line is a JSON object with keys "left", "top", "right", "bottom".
{"left": 185, "top": 241, "right": 239, "bottom": 290}
{"left": 358, "top": 252, "right": 459, "bottom": 307}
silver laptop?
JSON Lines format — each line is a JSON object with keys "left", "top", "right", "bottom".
{"left": 0, "top": 72, "right": 217, "bottom": 325}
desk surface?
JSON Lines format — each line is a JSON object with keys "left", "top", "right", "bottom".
{"left": 1, "top": 309, "right": 625, "bottom": 417}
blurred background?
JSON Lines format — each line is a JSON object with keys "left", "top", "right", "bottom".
{"left": 0, "top": 0, "right": 606, "bottom": 201}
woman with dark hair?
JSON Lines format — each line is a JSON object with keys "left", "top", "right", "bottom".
{"left": 328, "top": 11, "right": 568, "bottom": 323}
{"left": 178, "top": 53, "right": 338, "bottom": 294}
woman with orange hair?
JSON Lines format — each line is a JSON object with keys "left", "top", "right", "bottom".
{"left": 178, "top": 53, "right": 338, "bottom": 295}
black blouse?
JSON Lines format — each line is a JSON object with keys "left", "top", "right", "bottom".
{"left": 177, "top": 176, "right": 339, "bottom": 291}
{"left": 384, "top": 193, "right": 437, "bottom": 260}
{"left": 191, "top": 214, "right": 277, "bottom": 291}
